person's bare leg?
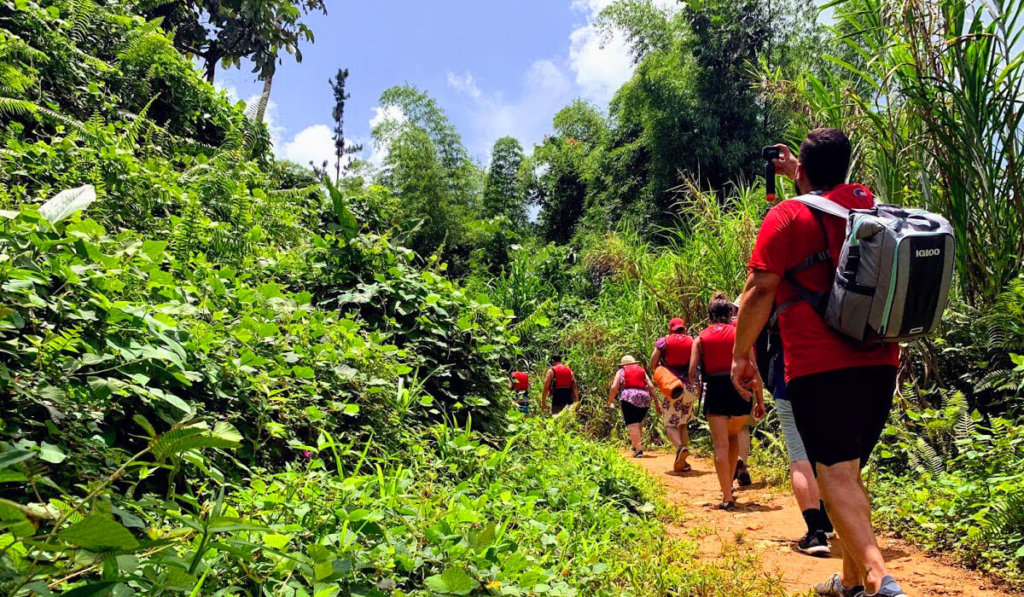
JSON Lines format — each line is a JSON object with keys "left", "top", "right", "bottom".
{"left": 791, "top": 459, "right": 820, "bottom": 512}
{"left": 626, "top": 423, "right": 643, "bottom": 452}
{"left": 708, "top": 415, "right": 734, "bottom": 502}
{"left": 738, "top": 425, "right": 750, "bottom": 463}
{"left": 665, "top": 424, "right": 681, "bottom": 449}
{"left": 818, "top": 460, "right": 888, "bottom": 593}
{"left": 727, "top": 416, "right": 745, "bottom": 481}
{"left": 678, "top": 424, "right": 690, "bottom": 465}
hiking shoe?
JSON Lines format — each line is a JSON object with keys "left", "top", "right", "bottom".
{"left": 814, "top": 573, "right": 863, "bottom": 597}
{"left": 673, "top": 446, "right": 689, "bottom": 472}
{"left": 632, "top": 449, "right": 644, "bottom": 458}
{"left": 796, "top": 530, "right": 831, "bottom": 557}
{"left": 735, "top": 460, "right": 752, "bottom": 487}
{"left": 854, "top": 575, "right": 907, "bottom": 597}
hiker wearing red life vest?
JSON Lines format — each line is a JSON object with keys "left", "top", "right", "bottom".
{"left": 511, "top": 370, "right": 530, "bottom": 415}
{"left": 650, "top": 317, "right": 697, "bottom": 472}
{"left": 541, "top": 354, "right": 578, "bottom": 415}
{"left": 607, "top": 355, "right": 660, "bottom": 458}
{"left": 690, "top": 293, "right": 765, "bottom": 511}
{"left": 733, "top": 129, "right": 906, "bottom": 597}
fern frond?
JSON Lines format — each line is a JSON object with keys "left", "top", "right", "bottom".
{"left": 982, "top": 492, "right": 1024, "bottom": 541}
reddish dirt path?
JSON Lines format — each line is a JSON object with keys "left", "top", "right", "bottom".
{"left": 632, "top": 450, "right": 1017, "bottom": 596}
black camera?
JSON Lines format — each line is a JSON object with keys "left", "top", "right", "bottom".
{"left": 762, "top": 146, "right": 781, "bottom": 201}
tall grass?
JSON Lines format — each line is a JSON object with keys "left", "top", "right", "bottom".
{"left": 775, "top": 0, "right": 1024, "bottom": 304}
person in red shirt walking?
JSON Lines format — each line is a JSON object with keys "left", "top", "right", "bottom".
{"left": 511, "top": 370, "right": 530, "bottom": 414}
{"left": 607, "top": 355, "right": 660, "bottom": 458}
{"left": 689, "top": 293, "right": 765, "bottom": 511}
{"left": 650, "top": 317, "right": 697, "bottom": 472}
{"left": 541, "top": 354, "right": 579, "bottom": 415}
{"left": 732, "top": 129, "right": 906, "bottom": 597}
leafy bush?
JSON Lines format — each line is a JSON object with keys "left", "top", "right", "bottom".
{"left": 873, "top": 402, "right": 1024, "bottom": 584}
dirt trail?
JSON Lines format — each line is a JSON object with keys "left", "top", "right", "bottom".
{"left": 632, "top": 450, "right": 1015, "bottom": 596}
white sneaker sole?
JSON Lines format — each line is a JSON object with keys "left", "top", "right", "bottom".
{"left": 798, "top": 544, "right": 832, "bottom": 556}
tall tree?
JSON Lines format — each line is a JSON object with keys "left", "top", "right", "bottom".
{"left": 483, "top": 137, "right": 526, "bottom": 221}
{"left": 532, "top": 101, "right": 608, "bottom": 243}
{"left": 372, "top": 86, "right": 481, "bottom": 263}
{"left": 141, "top": 0, "right": 327, "bottom": 83}
{"left": 329, "top": 68, "right": 363, "bottom": 182}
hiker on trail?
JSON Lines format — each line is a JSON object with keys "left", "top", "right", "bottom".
{"left": 690, "top": 293, "right": 765, "bottom": 510}
{"left": 769, "top": 338, "right": 835, "bottom": 557}
{"left": 730, "top": 297, "right": 754, "bottom": 488}
{"left": 608, "top": 355, "right": 660, "bottom": 458}
{"left": 541, "top": 354, "right": 579, "bottom": 415}
{"left": 732, "top": 128, "right": 906, "bottom": 597}
{"left": 511, "top": 370, "right": 530, "bottom": 415}
{"left": 650, "top": 317, "right": 697, "bottom": 472}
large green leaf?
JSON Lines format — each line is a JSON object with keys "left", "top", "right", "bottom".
{"left": 0, "top": 448, "right": 33, "bottom": 470}
{"left": 59, "top": 515, "right": 139, "bottom": 552}
{"left": 423, "top": 567, "right": 479, "bottom": 595}
{"left": 150, "top": 422, "right": 242, "bottom": 461}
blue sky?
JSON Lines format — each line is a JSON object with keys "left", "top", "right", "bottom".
{"left": 218, "top": 0, "right": 669, "bottom": 167}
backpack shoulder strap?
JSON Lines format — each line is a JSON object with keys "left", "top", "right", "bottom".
{"left": 791, "top": 194, "right": 851, "bottom": 219}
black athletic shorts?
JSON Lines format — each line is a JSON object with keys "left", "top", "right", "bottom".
{"left": 551, "top": 387, "right": 574, "bottom": 413}
{"left": 620, "top": 400, "right": 648, "bottom": 426}
{"left": 703, "top": 375, "right": 751, "bottom": 417}
{"left": 787, "top": 365, "right": 897, "bottom": 469}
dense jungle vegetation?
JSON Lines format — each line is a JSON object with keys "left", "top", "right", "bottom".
{"left": 0, "top": 0, "right": 1022, "bottom": 594}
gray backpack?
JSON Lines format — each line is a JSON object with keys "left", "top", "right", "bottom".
{"left": 783, "top": 195, "right": 955, "bottom": 343}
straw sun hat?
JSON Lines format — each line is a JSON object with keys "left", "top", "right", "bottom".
{"left": 619, "top": 355, "right": 638, "bottom": 367}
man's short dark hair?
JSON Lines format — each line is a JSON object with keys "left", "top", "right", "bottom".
{"left": 550, "top": 354, "right": 563, "bottom": 363}
{"left": 799, "top": 128, "right": 851, "bottom": 190}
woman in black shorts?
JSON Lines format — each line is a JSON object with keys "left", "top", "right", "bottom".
{"left": 607, "top": 355, "right": 661, "bottom": 458}
{"left": 689, "top": 293, "right": 765, "bottom": 510}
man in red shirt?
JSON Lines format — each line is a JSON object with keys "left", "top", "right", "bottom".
{"left": 541, "top": 354, "right": 579, "bottom": 415}
{"left": 731, "top": 129, "right": 905, "bottom": 597}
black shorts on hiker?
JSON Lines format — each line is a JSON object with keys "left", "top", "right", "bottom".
{"left": 703, "top": 375, "right": 751, "bottom": 417}
{"left": 551, "top": 388, "right": 573, "bottom": 413}
{"left": 787, "top": 365, "right": 898, "bottom": 469}
{"left": 620, "top": 400, "right": 648, "bottom": 425}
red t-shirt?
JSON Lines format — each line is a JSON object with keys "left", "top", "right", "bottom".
{"left": 748, "top": 183, "right": 899, "bottom": 381}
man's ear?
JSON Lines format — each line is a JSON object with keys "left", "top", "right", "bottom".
{"left": 794, "top": 162, "right": 809, "bottom": 193}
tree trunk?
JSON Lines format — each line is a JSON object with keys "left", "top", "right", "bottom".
{"left": 255, "top": 74, "right": 273, "bottom": 123}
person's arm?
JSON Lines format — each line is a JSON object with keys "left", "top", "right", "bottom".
{"left": 648, "top": 375, "right": 662, "bottom": 413}
{"left": 751, "top": 346, "right": 766, "bottom": 419}
{"left": 572, "top": 375, "right": 580, "bottom": 403}
{"left": 688, "top": 338, "right": 702, "bottom": 385}
{"left": 607, "top": 374, "right": 620, "bottom": 407}
{"left": 541, "top": 369, "right": 553, "bottom": 412}
{"left": 732, "top": 271, "right": 780, "bottom": 400}
{"left": 649, "top": 347, "right": 661, "bottom": 372}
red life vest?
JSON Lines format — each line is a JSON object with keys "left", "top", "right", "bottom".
{"left": 661, "top": 333, "right": 693, "bottom": 368}
{"left": 621, "top": 363, "right": 647, "bottom": 389}
{"left": 699, "top": 323, "right": 736, "bottom": 375}
{"left": 512, "top": 371, "right": 528, "bottom": 391}
{"left": 552, "top": 364, "right": 574, "bottom": 389}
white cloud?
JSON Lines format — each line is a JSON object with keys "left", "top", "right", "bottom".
{"left": 449, "top": 59, "right": 574, "bottom": 161}
{"left": 446, "top": 71, "right": 482, "bottom": 100}
{"left": 369, "top": 104, "right": 406, "bottom": 129}
{"left": 568, "top": 24, "right": 634, "bottom": 106}
{"left": 566, "top": 0, "right": 680, "bottom": 106}
{"left": 278, "top": 124, "right": 336, "bottom": 169}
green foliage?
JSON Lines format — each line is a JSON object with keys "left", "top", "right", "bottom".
{"left": 774, "top": 0, "right": 1024, "bottom": 303}
{"left": 483, "top": 136, "right": 526, "bottom": 222}
{"left": 873, "top": 401, "right": 1024, "bottom": 584}
{"left": 530, "top": 100, "right": 607, "bottom": 243}
{"left": 140, "top": 0, "right": 327, "bottom": 82}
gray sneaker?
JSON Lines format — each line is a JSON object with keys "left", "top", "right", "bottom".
{"left": 814, "top": 573, "right": 863, "bottom": 597}
{"left": 854, "top": 575, "right": 907, "bottom": 597}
